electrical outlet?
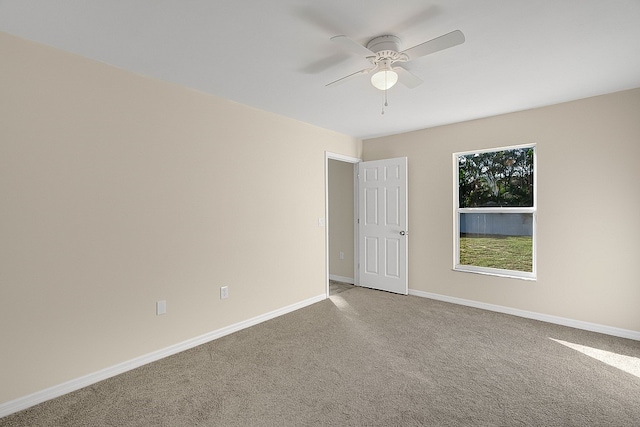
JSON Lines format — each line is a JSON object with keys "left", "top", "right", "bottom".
{"left": 318, "top": 217, "right": 325, "bottom": 227}
{"left": 156, "top": 300, "right": 166, "bottom": 315}
{"left": 220, "top": 286, "right": 229, "bottom": 300}
{"left": 340, "top": 251, "right": 345, "bottom": 260}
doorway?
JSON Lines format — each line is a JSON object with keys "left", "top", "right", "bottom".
{"left": 325, "top": 152, "right": 360, "bottom": 297}
{"left": 325, "top": 153, "right": 409, "bottom": 297}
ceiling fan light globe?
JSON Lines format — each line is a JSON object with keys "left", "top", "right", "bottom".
{"left": 371, "top": 70, "right": 398, "bottom": 90}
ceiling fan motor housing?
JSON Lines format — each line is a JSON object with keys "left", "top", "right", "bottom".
{"left": 366, "top": 35, "right": 408, "bottom": 64}
{"left": 366, "top": 35, "right": 401, "bottom": 53}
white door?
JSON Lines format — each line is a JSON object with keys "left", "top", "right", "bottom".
{"left": 357, "top": 157, "right": 408, "bottom": 295}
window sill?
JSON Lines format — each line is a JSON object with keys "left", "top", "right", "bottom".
{"left": 453, "top": 265, "right": 536, "bottom": 281}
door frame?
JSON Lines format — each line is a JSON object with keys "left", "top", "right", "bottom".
{"left": 325, "top": 151, "right": 361, "bottom": 298}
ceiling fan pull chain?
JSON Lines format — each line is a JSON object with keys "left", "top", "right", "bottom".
{"left": 381, "top": 70, "right": 388, "bottom": 115}
{"left": 382, "top": 87, "right": 389, "bottom": 115}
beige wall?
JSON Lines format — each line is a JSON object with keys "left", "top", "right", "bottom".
{"left": 0, "top": 32, "right": 361, "bottom": 404}
{"left": 328, "top": 160, "right": 355, "bottom": 281}
{"left": 363, "top": 88, "right": 640, "bottom": 333}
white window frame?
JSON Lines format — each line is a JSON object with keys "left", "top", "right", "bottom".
{"left": 453, "top": 143, "right": 537, "bottom": 280}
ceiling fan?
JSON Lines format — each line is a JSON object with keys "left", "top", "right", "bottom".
{"left": 326, "top": 30, "right": 465, "bottom": 91}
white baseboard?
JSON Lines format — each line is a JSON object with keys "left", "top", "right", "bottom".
{"left": 0, "top": 293, "right": 326, "bottom": 418}
{"left": 409, "top": 289, "right": 640, "bottom": 341}
{"left": 329, "top": 274, "right": 354, "bottom": 284}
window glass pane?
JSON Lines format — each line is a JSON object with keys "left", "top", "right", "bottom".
{"left": 459, "top": 212, "right": 533, "bottom": 272}
{"left": 458, "top": 147, "right": 534, "bottom": 208}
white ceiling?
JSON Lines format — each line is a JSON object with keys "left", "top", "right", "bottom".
{"left": 2, "top": 0, "right": 640, "bottom": 139}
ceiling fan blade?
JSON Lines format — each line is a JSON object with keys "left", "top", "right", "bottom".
{"left": 401, "top": 30, "right": 465, "bottom": 60}
{"left": 394, "top": 65, "right": 423, "bottom": 89}
{"left": 331, "top": 35, "right": 375, "bottom": 57}
{"left": 300, "top": 53, "right": 351, "bottom": 74}
{"left": 325, "top": 68, "right": 372, "bottom": 87}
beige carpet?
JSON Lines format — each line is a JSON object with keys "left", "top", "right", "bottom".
{"left": 2, "top": 286, "right": 640, "bottom": 426}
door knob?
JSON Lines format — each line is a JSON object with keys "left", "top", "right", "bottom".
{"left": 399, "top": 230, "right": 406, "bottom": 236}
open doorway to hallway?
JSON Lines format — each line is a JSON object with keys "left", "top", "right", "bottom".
{"left": 326, "top": 153, "right": 359, "bottom": 297}
{"left": 326, "top": 153, "right": 409, "bottom": 296}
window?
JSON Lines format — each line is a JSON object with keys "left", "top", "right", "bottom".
{"left": 453, "top": 144, "right": 536, "bottom": 279}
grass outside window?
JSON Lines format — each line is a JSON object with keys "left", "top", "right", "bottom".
{"left": 459, "top": 235, "right": 532, "bottom": 272}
